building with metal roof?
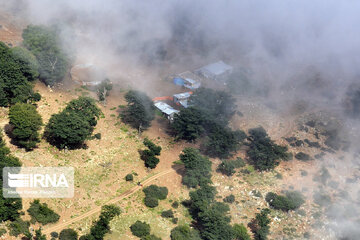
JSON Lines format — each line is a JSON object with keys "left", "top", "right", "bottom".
{"left": 195, "top": 61, "right": 233, "bottom": 81}
{"left": 173, "top": 92, "right": 192, "bottom": 108}
{"left": 154, "top": 101, "right": 179, "bottom": 121}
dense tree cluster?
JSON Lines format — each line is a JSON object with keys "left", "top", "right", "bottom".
{"left": 22, "top": 25, "right": 69, "bottom": 86}
{"left": 232, "top": 224, "right": 251, "bottom": 240}
{"left": 59, "top": 228, "right": 78, "bottom": 240}
{"left": 246, "top": 127, "right": 290, "bottom": 171}
{"left": 121, "top": 90, "right": 155, "bottom": 131}
{"left": 179, "top": 148, "right": 212, "bottom": 188}
{"left": 265, "top": 191, "right": 305, "bottom": 211}
{"left": 143, "top": 185, "right": 168, "bottom": 208}
{"left": 172, "top": 88, "right": 245, "bottom": 158}
{"left": 45, "top": 97, "right": 101, "bottom": 149}
{"left": 9, "top": 103, "right": 43, "bottom": 150}
{"left": 27, "top": 199, "right": 60, "bottom": 225}
{"left": 0, "top": 135, "right": 22, "bottom": 222}
{"left": 217, "top": 158, "right": 245, "bottom": 176}
{"left": 80, "top": 204, "right": 121, "bottom": 240}
{"left": 140, "top": 138, "right": 162, "bottom": 169}
{"left": 0, "top": 42, "right": 41, "bottom": 106}
{"left": 248, "top": 208, "right": 271, "bottom": 240}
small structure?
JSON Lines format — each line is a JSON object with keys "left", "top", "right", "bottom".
{"left": 177, "top": 71, "right": 202, "bottom": 90}
{"left": 195, "top": 60, "right": 233, "bottom": 81}
{"left": 154, "top": 101, "right": 179, "bottom": 122}
{"left": 173, "top": 92, "right": 192, "bottom": 108}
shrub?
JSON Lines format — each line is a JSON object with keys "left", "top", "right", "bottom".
{"left": 125, "top": 173, "right": 134, "bottom": 181}
{"left": 143, "top": 138, "right": 162, "bottom": 155}
{"left": 265, "top": 191, "right": 305, "bottom": 211}
{"left": 295, "top": 152, "right": 311, "bottom": 161}
{"left": 141, "top": 234, "right": 162, "bottom": 240}
{"left": 233, "top": 223, "right": 251, "bottom": 240}
{"left": 130, "top": 220, "right": 150, "bottom": 238}
{"left": 9, "top": 103, "right": 43, "bottom": 150}
{"left": 50, "top": 232, "right": 59, "bottom": 238}
{"left": 59, "top": 229, "right": 78, "bottom": 240}
{"left": 143, "top": 185, "right": 168, "bottom": 200}
{"left": 97, "top": 79, "right": 113, "bottom": 103}
{"left": 249, "top": 208, "right": 271, "bottom": 240}
{"left": 161, "top": 210, "right": 174, "bottom": 218}
{"left": 141, "top": 138, "right": 162, "bottom": 169}
{"left": 171, "top": 201, "right": 179, "bottom": 209}
{"left": 217, "top": 160, "right": 236, "bottom": 176}
{"left": 27, "top": 200, "right": 60, "bottom": 225}
{"left": 171, "top": 218, "right": 178, "bottom": 224}
{"left": 94, "top": 133, "right": 101, "bottom": 140}
{"left": 223, "top": 194, "right": 235, "bottom": 203}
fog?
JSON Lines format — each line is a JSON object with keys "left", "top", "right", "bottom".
{"left": 2, "top": 0, "right": 360, "bottom": 239}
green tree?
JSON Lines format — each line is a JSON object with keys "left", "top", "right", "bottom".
{"left": 8, "top": 218, "right": 29, "bottom": 237}
{"left": 10, "top": 46, "right": 39, "bottom": 81}
{"left": 265, "top": 191, "right": 305, "bottom": 212}
{"left": 189, "top": 88, "right": 236, "bottom": 125}
{"left": 247, "top": 127, "right": 289, "bottom": 171}
{"left": 0, "top": 42, "right": 40, "bottom": 106}
{"left": 130, "top": 221, "right": 151, "bottom": 238}
{"left": 59, "top": 228, "right": 78, "bottom": 240}
{"left": 141, "top": 138, "right": 162, "bottom": 169}
{"left": 203, "top": 125, "right": 246, "bottom": 158}
{"left": 45, "top": 97, "right": 101, "bottom": 149}
{"left": 249, "top": 209, "right": 271, "bottom": 240}
{"left": 27, "top": 199, "right": 60, "bottom": 225}
{"left": 171, "top": 107, "right": 205, "bottom": 142}
{"left": 170, "top": 225, "right": 201, "bottom": 240}
{"left": 141, "top": 235, "right": 162, "bottom": 240}
{"left": 121, "top": 90, "right": 155, "bottom": 131}
{"left": 22, "top": 25, "right": 69, "bottom": 86}
{"left": 179, "top": 148, "right": 212, "bottom": 188}
{"left": 9, "top": 103, "right": 43, "bottom": 150}
{"left": 233, "top": 224, "right": 251, "bottom": 240}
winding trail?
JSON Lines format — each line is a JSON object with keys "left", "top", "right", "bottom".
{"left": 43, "top": 165, "right": 184, "bottom": 235}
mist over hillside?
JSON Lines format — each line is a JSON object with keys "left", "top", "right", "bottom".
{"left": 2, "top": 1, "right": 360, "bottom": 239}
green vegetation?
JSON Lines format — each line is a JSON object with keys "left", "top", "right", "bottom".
{"left": 161, "top": 209, "right": 174, "bottom": 218}
{"left": 45, "top": 97, "right": 101, "bottom": 149}
{"left": 223, "top": 194, "right": 235, "bottom": 204}
{"left": 171, "top": 107, "right": 205, "bottom": 142}
{"left": 0, "top": 135, "right": 22, "bottom": 222}
{"left": 217, "top": 158, "right": 245, "bottom": 176}
{"left": 247, "top": 127, "right": 290, "bottom": 171}
{"left": 22, "top": 25, "right": 69, "bottom": 86}
{"left": 121, "top": 90, "right": 155, "bottom": 131}
{"left": 0, "top": 42, "right": 40, "bottom": 106}
{"left": 130, "top": 220, "right": 151, "bottom": 237}
{"left": 143, "top": 185, "right": 168, "bottom": 208}
{"left": 8, "top": 218, "right": 30, "bottom": 237}
{"left": 179, "top": 148, "right": 212, "bottom": 188}
{"left": 295, "top": 152, "right": 311, "bottom": 161}
{"left": 249, "top": 208, "right": 271, "bottom": 240}
{"left": 125, "top": 173, "right": 134, "bottom": 181}
{"left": 27, "top": 199, "right": 60, "bottom": 225}
{"left": 170, "top": 225, "right": 201, "bottom": 240}
{"left": 9, "top": 103, "right": 43, "bottom": 150}
{"left": 80, "top": 204, "right": 121, "bottom": 240}
{"left": 141, "top": 138, "right": 162, "bottom": 169}
{"left": 265, "top": 191, "right": 305, "bottom": 211}
{"left": 59, "top": 229, "right": 78, "bottom": 240}
{"left": 233, "top": 223, "right": 251, "bottom": 240}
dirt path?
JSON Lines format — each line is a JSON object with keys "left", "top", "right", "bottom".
{"left": 43, "top": 165, "right": 184, "bottom": 235}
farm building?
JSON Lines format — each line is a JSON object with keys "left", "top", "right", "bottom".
{"left": 70, "top": 63, "right": 106, "bottom": 86}
{"left": 173, "top": 71, "right": 201, "bottom": 90}
{"left": 195, "top": 61, "right": 233, "bottom": 81}
{"left": 154, "top": 101, "right": 179, "bottom": 122}
{"left": 173, "top": 92, "right": 192, "bottom": 108}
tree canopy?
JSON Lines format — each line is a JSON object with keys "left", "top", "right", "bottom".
{"left": 170, "top": 225, "right": 201, "bottom": 240}
{"left": 22, "top": 25, "right": 69, "bottom": 86}
{"left": 171, "top": 107, "right": 205, "bottom": 142}
{"left": 265, "top": 191, "right": 305, "bottom": 212}
{"left": 45, "top": 97, "right": 101, "bottom": 149}
{"left": 121, "top": 90, "right": 155, "bottom": 131}
{"left": 246, "top": 127, "right": 290, "bottom": 171}
{"left": 179, "top": 148, "right": 212, "bottom": 188}
{"left": 9, "top": 103, "right": 43, "bottom": 150}
{"left": 0, "top": 42, "right": 40, "bottom": 106}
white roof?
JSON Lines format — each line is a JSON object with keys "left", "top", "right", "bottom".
{"left": 154, "top": 101, "right": 179, "bottom": 116}
{"left": 173, "top": 92, "right": 191, "bottom": 99}
{"left": 198, "top": 61, "right": 233, "bottom": 75}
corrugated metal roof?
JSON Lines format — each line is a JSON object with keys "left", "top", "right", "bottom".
{"left": 198, "top": 61, "right": 233, "bottom": 75}
{"left": 154, "top": 101, "right": 179, "bottom": 116}
{"left": 173, "top": 92, "right": 192, "bottom": 99}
